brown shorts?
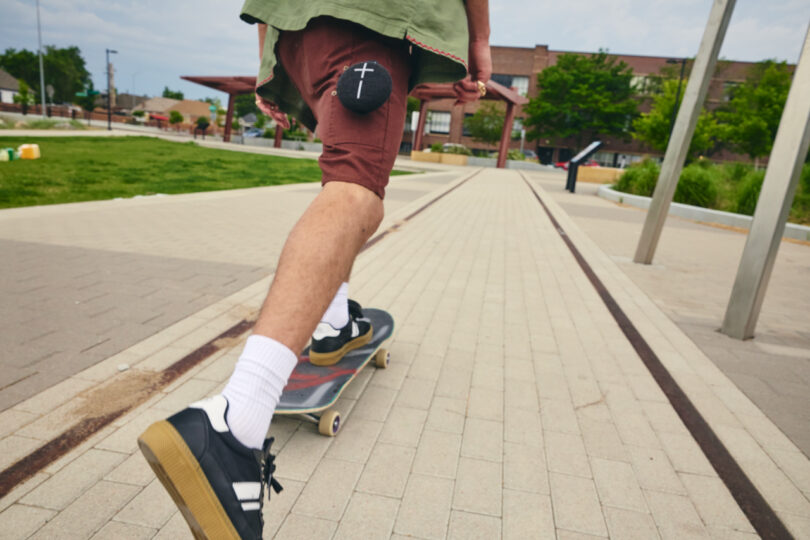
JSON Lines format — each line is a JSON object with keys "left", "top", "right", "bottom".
{"left": 277, "top": 17, "right": 412, "bottom": 199}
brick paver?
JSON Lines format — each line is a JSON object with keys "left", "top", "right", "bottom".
{"left": 1, "top": 166, "right": 809, "bottom": 538}
{"left": 533, "top": 174, "right": 810, "bottom": 457}
{"left": 0, "top": 166, "right": 459, "bottom": 409}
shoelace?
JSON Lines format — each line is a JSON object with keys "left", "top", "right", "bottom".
{"left": 262, "top": 450, "right": 283, "bottom": 496}
{"left": 254, "top": 437, "right": 283, "bottom": 537}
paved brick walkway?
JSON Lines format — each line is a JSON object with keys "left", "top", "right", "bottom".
{"left": 532, "top": 174, "right": 810, "bottom": 456}
{"left": 1, "top": 166, "right": 809, "bottom": 538}
{"left": 0, "top": 159, "right": 460, "bottom": 410}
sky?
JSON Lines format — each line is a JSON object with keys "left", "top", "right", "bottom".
{"left": 1, "top": 0, "right": 808, "bottom": 102}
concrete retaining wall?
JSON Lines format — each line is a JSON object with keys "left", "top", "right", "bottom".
{"left": 598, "top": 185, "right": 810, "bottom": 242}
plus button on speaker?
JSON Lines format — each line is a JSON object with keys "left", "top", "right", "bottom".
{"left": 336, "top": 60, "right": 392, "bottom": 114}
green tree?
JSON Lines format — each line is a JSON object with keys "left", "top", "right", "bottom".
{"left": 169, "top": 110, "right": 184, "bottom": 128}
{"left": 524, "top": 50, "right": 639, "bottom": 148}
{"left": 715, "top": 60, "right": 793, "bottom": 162}
{"left": 632, "top": 79, "right": 718, "bottom": 159}
{"left": 234, "top": 93, "right": 258, "bottom": 118}
{"left": 463, "top": 102, "right": 505, "bottom": 146}
{"left": 162, "top": 86, "right": 184, "bottom": 100}
{"left": 1, "top": 46, "right": 90, "bottom": 104}
{"left": 43, "top": 46, "right": 90, "bottom": 103}
{"left": 0, "top": 48, "right": 39, "bottom": 92}
{"left": 13, "top": 79, "right": 35, "bottom": 114}
{"left": 75, "top": 80, "right": 98, "bottom": 112}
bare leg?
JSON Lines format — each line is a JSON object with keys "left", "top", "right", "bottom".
{"left": 252, "top": 181, "right": 383, "bottom": 354}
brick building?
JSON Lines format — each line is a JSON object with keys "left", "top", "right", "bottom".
{"left": 415, "top": 45, "right": 768, "bottom": 166}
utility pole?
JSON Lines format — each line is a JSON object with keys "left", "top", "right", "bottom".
{"left": 36, "top": 0, "right": 46, "bottom": 118}
{"left": 106, "top": 48, "right": 117, "bottom": 131}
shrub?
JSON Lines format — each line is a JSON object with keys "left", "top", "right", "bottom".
{"left": 801, "top": 163, "right": 810, "bottom": 193}
{"left": 132, "top": 110, "right": 145, "bottom": 118}
{"left": 614, "top": 159, "right": 660, "bottom": 197}
{"left": 169, "top": 111, "right": 184, "bottom": 125}
{"left": 262, "top": 128, "right": 275, "bottom": 138}
{"left": 734, "top": 170, "right": 766, "bottom": 215}
{"left": 789, "top": 163, "right": 810, "bottom": 224}
{"left": 442, "top": 143, "right": 472, "bottom": 155}
{"left": 674, "top": 164, "right": 718, "bottom": 208}
{"left": 507, "top": 149, "right": 524, "bottom": 161}
{"left": 429, "top": 143, "right": 443, "bottom": 153}
{"left": 282, "top": 128, "right": 307, "bottom": 141}
{"left": 723, "top": 161, "right": 751, "bottom": 184}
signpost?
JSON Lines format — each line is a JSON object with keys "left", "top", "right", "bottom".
{"left": 565, "top": 140, "right": 602, "bottom": 193}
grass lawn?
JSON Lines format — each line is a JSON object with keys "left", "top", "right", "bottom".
{"left": 0, "top": 136, "right": 410, "bottom": 209}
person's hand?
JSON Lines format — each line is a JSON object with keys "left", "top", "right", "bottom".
{"left": 255, "top": 94, "right": 290, "bottom": 129}
{"left": 453, "top": 39, "right": 492, "bottom": 104}
{"left": 468, "top": 38, "right": 492, "bottom": 85}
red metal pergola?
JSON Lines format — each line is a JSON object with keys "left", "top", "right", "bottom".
{"left": 409, "top": 80, "right": 528, "bottom": 168}
{"left": 182, "top": 76, "right": 528, "bottom": 166}
{"left": 181, "top": 75, "right": 284, "bottom": 147}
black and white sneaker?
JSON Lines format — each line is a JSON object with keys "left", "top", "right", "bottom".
{"left": 310, "top": 299, "right": 373, "bottom": 366}
{"left": 137, "top": 395, "right": 282, "bottom": 540}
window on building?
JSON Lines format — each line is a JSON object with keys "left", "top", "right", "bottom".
{"left": 428, "top": 110, "right": 451, "bottom": 134}
{"left": 723, "top": 81, "right": 741, "bottom": 101}
{"left": 512, "top": 117, "right": 523, "bottom": 138}
{"left": 491, "top": 74, "right": 529, "bottom": 96}
{"left": 462, "top": 113, "right": 473, "bottom": 137}
{"left": 631, "top": 75, "right": 663, "bottom": 95}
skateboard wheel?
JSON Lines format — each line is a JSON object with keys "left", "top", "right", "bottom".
{"left": 374, "top": 348, "right": 389, "bottom": 369}
{"left": 319, "top": 410, "right": 341, "bottom": 437}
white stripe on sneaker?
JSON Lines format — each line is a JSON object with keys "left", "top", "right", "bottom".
{"left": 189, "top": 395, "right": 229, "bottom": 433}
{"left": 232, "top": 482, "right": 261, "bottom": 501}
{"left": 312, "top": 322, "right": 341, "bottom": 340}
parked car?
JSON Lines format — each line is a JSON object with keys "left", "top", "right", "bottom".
{"left": 522, "top": 149, "right": 538, "bottom": 161}
{"left": 554, "top": 160, "right": 599, "bottom": 171}
{"left": 243, "top": 127, "right": 263, "bottom": 138}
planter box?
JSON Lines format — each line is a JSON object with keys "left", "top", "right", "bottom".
{"left": 578, "top": 166, "right": 623, "bottom": 184}
{"left": 410, "top": 150, "right": 441, "bottom": 163}
{"left": 440, "top": 153, "right": 468, "bottom": 166}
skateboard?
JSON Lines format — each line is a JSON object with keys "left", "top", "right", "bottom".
{"left": 275, "top": 308, "right": 394, "bottom": 437}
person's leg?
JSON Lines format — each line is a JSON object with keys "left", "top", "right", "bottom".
{"left": 138, "top": 18, "right": 409, "bottom": 540}
{"left": 253, "top": 181, "right": 382, "bottom": 353}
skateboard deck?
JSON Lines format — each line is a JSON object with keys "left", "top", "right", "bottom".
{"left": 275, "top": 308, "right": 394, "bottom": 436}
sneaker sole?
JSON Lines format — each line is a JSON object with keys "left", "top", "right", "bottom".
{"left": 309, "top": 327, "right": 373, "bottom": 366}
{"left": 138, "top": 420, "right": 241, "bottom": 540}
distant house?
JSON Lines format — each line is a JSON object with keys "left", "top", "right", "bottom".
{"left": 132, "top": 97, "right": 211, "bottom": 123}
{"left": 168, "top": 100, "right": 212, "bottom": 124}
{"left": 115, "top": 93, "right": 149, "bottom": 111}
{"left": 0, "top": 69, "right": 20, "bottom": 104}
{"left": 133, "top": 96, "right": 180, "bottom": 116}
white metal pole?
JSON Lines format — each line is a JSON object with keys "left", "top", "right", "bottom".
{"left": 36, "top": 0, "right": 46, "bottom": 118}
{"left": 634, "top": 0, "right": 737, "bottom": 264}
{"left": 721, "top": 24, "right": 810, "bottom": 340}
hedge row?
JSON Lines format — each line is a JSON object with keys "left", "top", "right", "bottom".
{"left": 613, "top": 159, "right": 810, "bottom": 225}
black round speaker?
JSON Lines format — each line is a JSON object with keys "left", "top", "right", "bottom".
{"left": 336, "top": 60, "right": 392, "bottom": 114}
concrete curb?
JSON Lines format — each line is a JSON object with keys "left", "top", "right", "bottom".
{"left": 598, "top": 184, "right": 810, "bottom": 242}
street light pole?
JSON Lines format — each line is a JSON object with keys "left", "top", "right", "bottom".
{"left": 666, "top": 58, "right": 688, "bottom": 144}
{"left": 35, "top": 0, "right": 46, "bottom": 118}
{"left": 106, "top": 48, "right": 117, "bottom": 130}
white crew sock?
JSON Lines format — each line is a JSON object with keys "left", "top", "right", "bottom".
{"left": 320, "top": 282, "right": 349, "bottom": 328}
{"left": 222, "top": 335, "right": 298, "bottom": 449}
